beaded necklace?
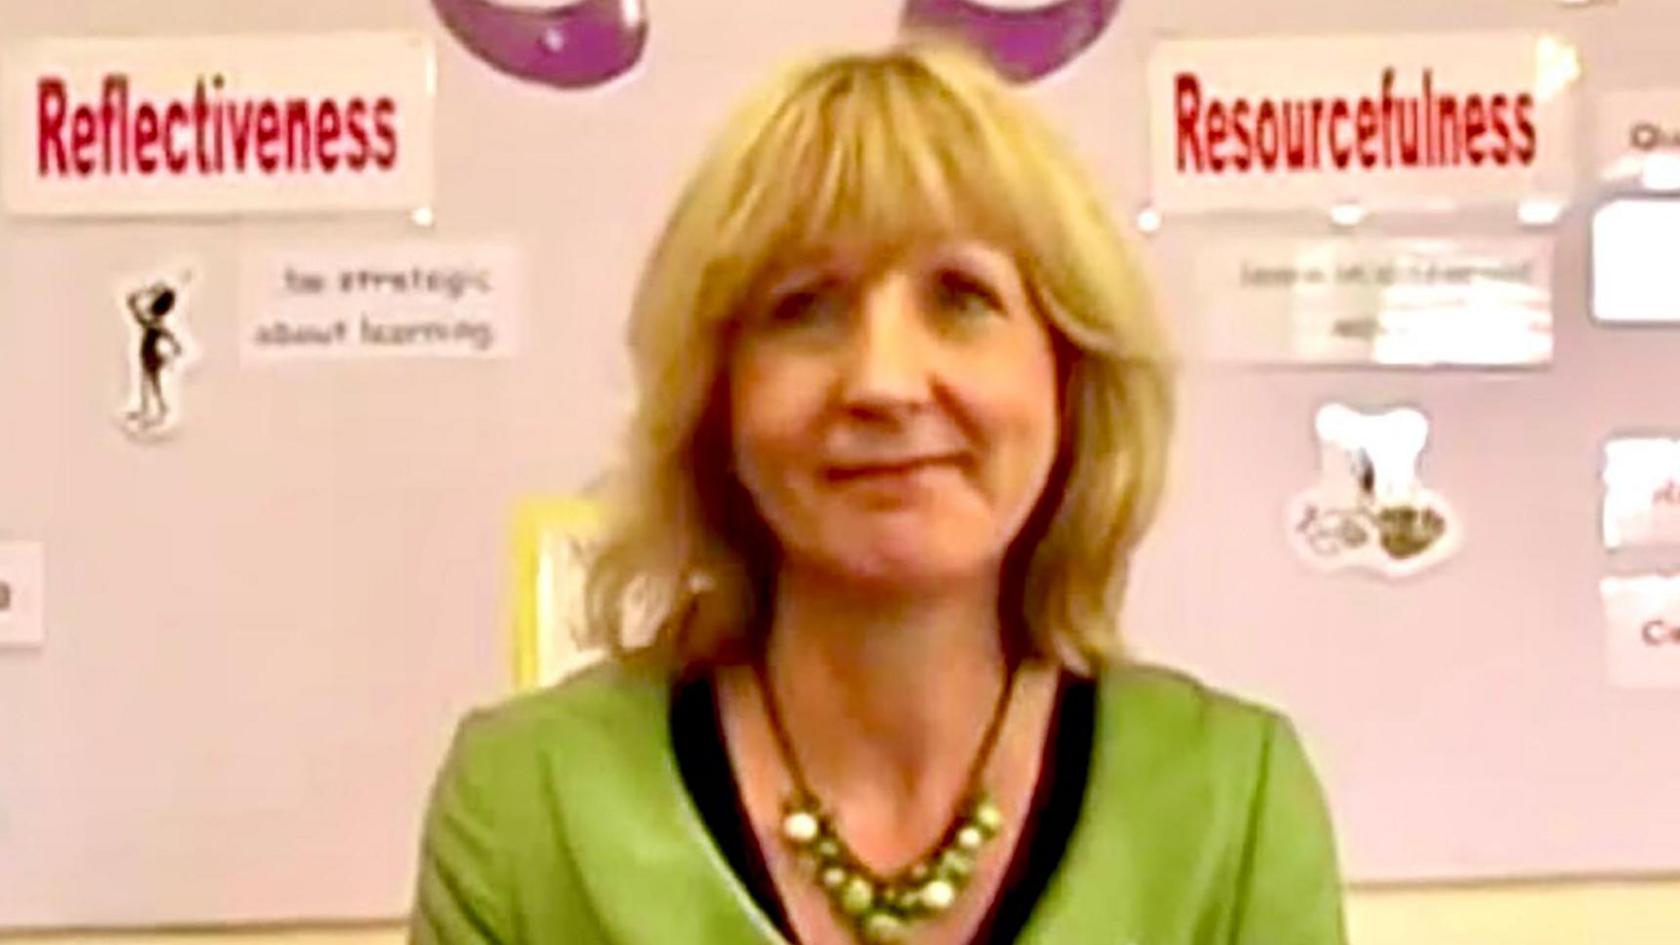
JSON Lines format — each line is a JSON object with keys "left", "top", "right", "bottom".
{"left": 754, "top": 660, "right": 1018, "bottom": 944}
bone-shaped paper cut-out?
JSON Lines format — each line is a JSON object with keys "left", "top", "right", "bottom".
{"left": 901, "top": 0, "right": 1123, "bottom": 82}
{"left": 1289, "top": 403, "right": 1461, "bottom": 577}
{"left": 432, "top": 0, "right": 648, "bottom": 89}
{"left": 1314, "top": 404, "right": 1429, "bottom": 506}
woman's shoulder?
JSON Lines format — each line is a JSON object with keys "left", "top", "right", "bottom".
{"left": 1089, "top": 660, "right": 1298, "bottom": 768}
{"left": 448, "top": 651, "right": 671, "bottom": 757}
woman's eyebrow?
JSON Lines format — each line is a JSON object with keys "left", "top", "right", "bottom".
{"left": 924, "top": 243, "right": 1021, "bottom": 290}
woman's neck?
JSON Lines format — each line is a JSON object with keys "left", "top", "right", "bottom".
{"left": 758, "top": 564, "right": 1011, "bottom": 814}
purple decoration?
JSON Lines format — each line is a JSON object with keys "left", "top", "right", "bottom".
{"left": 901, "top": 0, "right": 1122, "bottom": 82}
{"left": 432, "top": 0, "right": 648, "bottom": 89}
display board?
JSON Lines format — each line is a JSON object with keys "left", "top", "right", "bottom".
{"left": 3, "top": 0, "right": 1679, "bottom": 930}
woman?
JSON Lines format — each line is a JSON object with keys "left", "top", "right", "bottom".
{"left": 413, "top": 41, "right": 1345, "bottom": 945}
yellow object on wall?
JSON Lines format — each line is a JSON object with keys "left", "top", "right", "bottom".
{"left": 508, "top": 495, "right": 605, "bottom": 691}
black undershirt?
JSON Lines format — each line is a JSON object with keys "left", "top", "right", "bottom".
{"left": 670, "top": 672, "right": 1095, "bottom": 944}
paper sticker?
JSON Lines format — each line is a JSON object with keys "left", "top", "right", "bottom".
{"left": 1600, "top": 574, "right": 1680, "bottom": 689}
{"left": 0, "top": 541, "right": 45, "bottom": 648}
{"left": 1148, "top": 33, "right": 1578, "bottom": 213}
{"left": 1594, "top": 88, "right": 1680, "bottom": 186}
{"left": 1, "top": 34, "right": 434, "bottom": 217}
{"left": 1193, "top": 237, "right": 1552, "bottom": 365}
{"left": 1592, "top": 199, "right": 1680, "bottom": 324}
{"left": 240, "top": 241, "right": 522, "bottom": 361}
{"left": 1287, "top": 404, "right": 1461, "bottom": 578}
{"left": 1602, "top": 437, "right": 1680, "bottom": 549}
{"left": 119, "top": 264, "right": 200, "bottom": 440}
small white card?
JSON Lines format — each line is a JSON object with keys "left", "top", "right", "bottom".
{"left": 240, "top": 240, "right": 523, "bottom": 361}
{"left": 1592, "top": 200, "right": 1680, "bottom": 324}
{"left": 1193, "top": 237, "right": 1553, "bottom": 365}
{"left": 1602, "top": 437, "right": 1680, "bottom": 549}
{"left": 0, "top": 541, "right": 45, "bottom": 648}
{"left": 1594, "top": 88, "right": 1680, "bottom": 184}
{"left": 1600, "top": 574, "right": 1680, "bottom": 689}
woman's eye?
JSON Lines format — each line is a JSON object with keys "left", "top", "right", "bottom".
{"left": 763, "top": 283, "right": 845, "bottom": 329}
{"left": 930, "top": 269, "right": 1002, "bottom": 320}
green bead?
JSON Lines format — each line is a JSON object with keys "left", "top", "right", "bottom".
{"left": 862, "top": 911, "right": 906, "bottom": 943}
{"left": 840, "top": 876, "right": 875, "bottom": 915}
{"left": 973, "top": 799, "right": 1004, "bottom": 835}
{"left": 955, "top": 826, "right": 984, "bottom": 851}
{"left": 815, "top": 838, "right": 841, "bottom": 860}
{"left": 820, "top": 866, "right": 848, "bottom": 890}
{"left": 939, "top": 849, "right": 973, "bottom": 879}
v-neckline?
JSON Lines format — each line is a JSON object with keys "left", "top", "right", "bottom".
{"left": 672, "top": 670, "right": 1096, "bottom": 944}
{"left": 547, "top": 664, "right": 1133, "bottom": 944}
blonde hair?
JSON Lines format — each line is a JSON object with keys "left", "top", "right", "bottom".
{"left": 585, "top": 40, "right": 1174, "bottom": 675}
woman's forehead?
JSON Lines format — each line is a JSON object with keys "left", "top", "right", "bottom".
{"left": 755, "top": 228, "right": 1018, "bottom": 285}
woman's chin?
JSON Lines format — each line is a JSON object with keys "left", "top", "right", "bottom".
{"left": 820, "top": 543, "right": 994, "bottom": 593}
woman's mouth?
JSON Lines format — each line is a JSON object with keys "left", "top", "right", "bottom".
{"left": 824, "top": 454, "right": 965, "bottom": 483}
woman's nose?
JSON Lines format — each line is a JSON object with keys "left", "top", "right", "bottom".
{"left": 837, "top": 277, "right": 934, "bottom": 415}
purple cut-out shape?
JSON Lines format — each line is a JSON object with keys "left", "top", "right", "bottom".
{"left": 432, "top": 0, "right": 647, "bottom": 89}
{"left": 901, "top": 0, "right": 1122, "bottom": 82}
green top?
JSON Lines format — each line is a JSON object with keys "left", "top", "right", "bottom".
{"left": 410, "top": 659, "right": 1347, "bottom": 945}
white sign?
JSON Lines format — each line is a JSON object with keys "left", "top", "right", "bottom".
{"left": 1595, "top": 88, "right": 1680, "bottom": 185}
{"left": 0, "top": 542, "right": 45, "bottom": 648}
{"left": 1192, "top": 237, "right": 1552, "bottom": 365}
{"left": 2, "top": 33, "right": 434, "bottom": 217}
{"left": 1603, "top": 438, "right": 1680, "bottom": 550}
{"left": 240, "top": 241, "right": 523, "bottom": 361}
{"left": 1600, "top": 574, "right": 1680, "bottom": 689}
{"left": 1592, "top": 199, "right": 1680, "bottom": 324}
{"left": 1148, "top": 32, "right": 1577, "bottom": 212}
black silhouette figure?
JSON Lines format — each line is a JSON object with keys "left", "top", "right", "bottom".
{"left": 126, "top": 281, "right": 184, "bottom": 430}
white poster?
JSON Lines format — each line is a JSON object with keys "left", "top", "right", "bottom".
{"left": 0, "top": 541, "right": 45, "bottom": 649}
{"left": 1595, "top": 88, "right": 1680, "bottom": 184}
{"left": 1592, "top": 199, "right": 1680, "bottom": 324}
{"left": 239, "top": 241, "right": 523, "bottom": 361}
{"left": 1192, "top": 236, "right": 1552, "bottom": 365}
{"left": 1148, "top": 32, "right": 1577, "bottom": 212}
{"left": 2, "top": 33, "right": 434, "bottom": 217}
{"left": 1603, "top": 438, "right": 1680, "bottom": 550}
{"left": 1601, "top": 574, "right": 1680, "bottom": 690}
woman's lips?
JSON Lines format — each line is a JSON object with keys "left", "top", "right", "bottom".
{"left": 824, "top": 455, "right": 965, "bottom": 482}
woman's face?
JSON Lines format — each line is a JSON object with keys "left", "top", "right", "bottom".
{"left": 728, "top": 237, "right": 1060, "bottom": 592}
